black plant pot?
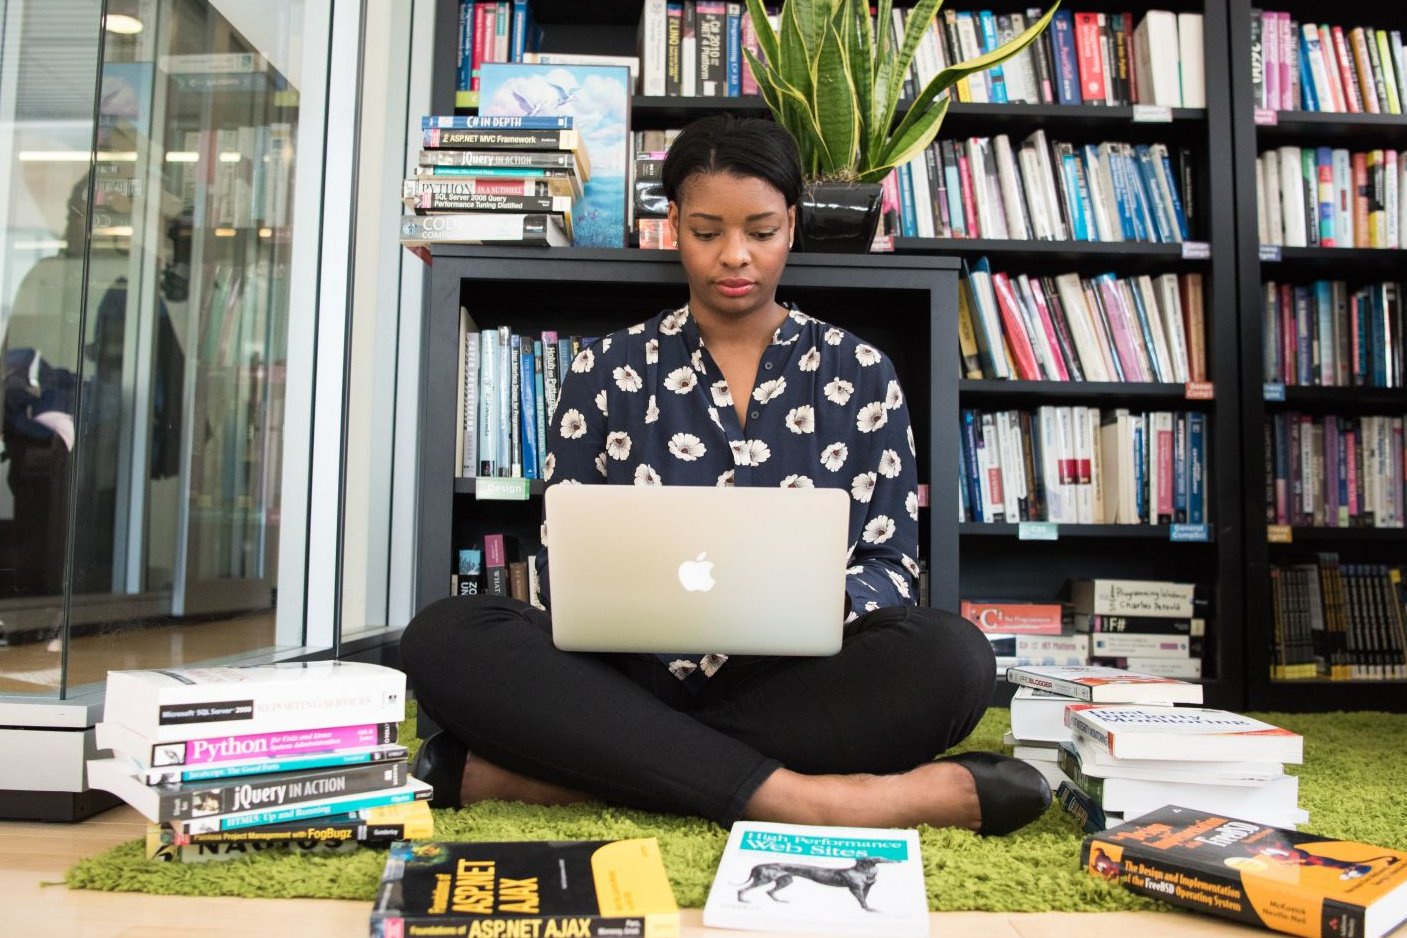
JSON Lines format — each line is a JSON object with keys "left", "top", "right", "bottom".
{"left": 794, "top": 180, "right": 885, "bottom": 254}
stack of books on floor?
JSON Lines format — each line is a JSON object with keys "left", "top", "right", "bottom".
{"left": 960, "top": 598, "right": 1088, "bottom": 677}
{"left": 1004, "top": 664, "right": 1308, "bottom": 834}
{"left": 400, "top": 113, "right": 585, "bottom": 258}
{"left": 1073, "top": 577, "right": 1207, "bottom": 680}
{"left": 87, "top": 661, "right": 432, "bottom": 863}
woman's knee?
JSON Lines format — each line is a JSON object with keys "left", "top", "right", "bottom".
{"left": 896, "top": 606, "right": 996, "bottom": 702}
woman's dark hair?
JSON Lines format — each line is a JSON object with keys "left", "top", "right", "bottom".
{"left": 661, "top": 114, "right": 803, "bottom": 208}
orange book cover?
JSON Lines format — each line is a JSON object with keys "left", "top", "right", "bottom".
{"left": 1083, "top": 805, "right": 1407, "bottom": 938}
{"left": 960, "top": 601, "right": 1065, "bottom": 635}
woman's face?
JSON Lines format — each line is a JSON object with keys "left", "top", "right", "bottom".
{"left": 668, "top": 170, "right": 796, "bottom": 324}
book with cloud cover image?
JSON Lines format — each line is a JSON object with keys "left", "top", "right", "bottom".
{"left": 477, "top": 62, "right": 630, "bottom": 248}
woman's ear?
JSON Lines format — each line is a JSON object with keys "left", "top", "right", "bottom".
{"left": 667, "top": 201, "right": 680, "bottom": 242}
{"left": 787, "top": 205, "right": 797, "bottom": 248}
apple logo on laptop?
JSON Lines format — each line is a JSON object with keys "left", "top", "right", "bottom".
{"left": 678, "top": 552, "right": 716, "bottom": 592}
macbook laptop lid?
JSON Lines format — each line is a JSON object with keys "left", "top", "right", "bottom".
{"left": 545, "top": 485, "right": 850, "bottom": 655}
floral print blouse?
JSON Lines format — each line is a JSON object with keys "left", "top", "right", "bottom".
{"left": 536, "top": 304, "right": 920, "bottom": 685}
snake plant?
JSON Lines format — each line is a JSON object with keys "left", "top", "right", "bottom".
{"left": 743, "top": 0, "right": 1059, "bottom": 184}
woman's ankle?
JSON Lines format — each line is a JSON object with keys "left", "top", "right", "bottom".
{"left": 460, "top": 754, "right": 592, "bottom": 807}
{"left": 741, "top": 762, "right": 981, "bottom": 831}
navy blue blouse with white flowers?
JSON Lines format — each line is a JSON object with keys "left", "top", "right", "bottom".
{"left": 536, "top": 304, "right": 920, "bottom": 685}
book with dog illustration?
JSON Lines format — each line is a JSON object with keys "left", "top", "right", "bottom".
{"left": 1082, "top": 804, "right": 1407, "bottom": 938}
{"left": 369, "top": 838, "right": 679, "bottom": 938}
{"left": 702, "top": 821, "right": 928, "bottom": 937}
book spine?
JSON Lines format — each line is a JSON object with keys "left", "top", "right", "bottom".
{"left": 641, "top": 0, "right": 668, "bottom": 96}
{"left": 187, "top": 785, "right": 428, "bottom": 835}
{"left": 156, "top": 761, "right": 409, "bottom": 823}
{"left": 697, "top": 2, "right": 726, "bottom": 96}
{"left": 725, "top": 3, "right": 742, "bottom": 96}
{"left": 141, "top": 745, "right": 409, "bottom": 785}
{"left": 111, "top": 721, "right": 400, "bottom": 770}
{"left": 483, "top": 533, "right": 508, "bottom": 595}
{"left": 422, "top": 114, "right": 574, "bottom": 130}
{"left": 411, "top": 192, "right": 569, "bottom": 214}
{"left": 1051, "top": 12, "right": 1083, "bottom": 105}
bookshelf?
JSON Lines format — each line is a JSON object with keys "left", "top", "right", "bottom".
{"left": 415, "top": 246, "right": 961, "bottom": 617}
{"left": 412, "top": 0, "right": 1407, "bottom": 711}
{"left": 1228, "top": 0, "right": 1407, "bottom": 710}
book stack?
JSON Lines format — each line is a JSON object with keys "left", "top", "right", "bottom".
{"left": 1073, "top": 578, "right": 1207, "bottom": 679}
{"left": 960, "top": 599, "right": 1087, "bottom": 677}
{"left": 88, "top": 662, "right": 432, "bottom": 863}
{"left": 960, "top": 409, "right": 1211, "bottom": 529}
{"left": 1006, "top": 664, "right": 1309, "bottom": 834}
{"left": 1250, "top": 13, "right": 1407, "bottom": 115}
{"left": 960, "top": 260, "right": 1205, "bottom": 384}
{"left": 1267, "top": 413, "right": 1406, "bottom": 530}
{"left": 637, "top": 1, "right": 769, "bottom": 99}
{"left": 1256, "top": 146, "right": 1407, "bottom": 249}
{"left": 1268, "top": 554, "right": 1407, "bottom": 682}
{"left": 1262, "top": 280, "right": 1404, "bottom": 388}
{"left": 400, "top": 114, "right": 584, "bottom": 258}
{"left": 1002, "top": 663, "right": 1203, "bottom": 791}
{"left": 890, "top": 130, "right": 1195, "bottom": 243}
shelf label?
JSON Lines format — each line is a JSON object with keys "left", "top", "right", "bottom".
{"left": 1263, "top": 382, "right": 1286, "bottom": 401}
{"left": 1181, "top": 241, "right": 1211, "bottom": 259}
{"left": 1254, "top": 107, "right": 1278, "bottom": 126}
{"left": 1170, "top": 523, "right": 1211, "bottom": 542}
{"left": 1185, "top": 381, "right": 1215, "bottom": 400}
{"left": 917, "top": 483, "right": 930, "bottom": 508}
{"left": 1266, "top": 524, "right": 1293, "bottom": 543}
{"left": 1018, "top": 521, "right": 1059, "bottom": 541}
{"left": 475, "top": 477, "right": 531, "bottom": 501}
{"left": 1132, "top": 104, "right": 1174, "bottom": 123}
{"left": 1259, "top": 244, "right": 1282, "bottom": 262}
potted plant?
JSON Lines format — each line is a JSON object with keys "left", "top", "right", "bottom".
{"left": 743, "top": 0, "right": 1059, "bottom": 251}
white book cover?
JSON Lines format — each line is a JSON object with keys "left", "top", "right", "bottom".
{"left": 1262, "top": 149, "right": 1284, "bottom": 245}
{"left": 703, "top": 822, "right": 929, "bottom": 937}
{"left": 1112, "top": 656, "right": 1202, "bottom": 680}
{"left": 1177, "top": 13, "right": 1205, "bottom": 108}
{"left": 1133, "top": 11, "right": 1182, "bottom": 107}
{"left": 639, "top": 0, "right": 668, "bottom": 96}
{"left": 1006, "top": 664, "right": 1202, "bottom": 704}
{"left": 1010, "top": 685, "right": 1079, "bottom": 742}
{"left": 1255, "top": 155, "right": 1271, "bottom": 243}
{"left": 1054, "top": 274, "right": 1110, "bottom": 382}
{"left": 1065, "top": 738, "right": 1284, "bottom": 782}
{"left": 1097, "top": 771, "right": 1299, "bottom": 818}
{"left": 1091, "top": 632, "right": 1192, "bottom": 659}
{"left": 1278, "top": 145, "right": 1308, "bottom": 246}
{"left": 1334, "top": 147, "right": 1355, "bottom": 246}
{"left": 1026, "top": 130, "right": 1068, "bottom": 240}
{"left": 1069, "top": 578, "right": 1197, "bottom": 617}
{"left": 994, "top": 135, "right": 1032, "bottom": 240}
{"left": 102, "top": 662, "right": 406, "bottom": 742}
{"left": 1150, "top": 273, "right": 1190, "bottom": 383}
{"left": 1065, "top": 705, "right": 1305, "bottom": 764}
{"left": 1018, "top": 145, "right": 1054, "bottom": 239}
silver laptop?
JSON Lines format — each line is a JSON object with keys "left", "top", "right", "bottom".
{"left": 545, "top": 485, "right": 851, "bottom": 655}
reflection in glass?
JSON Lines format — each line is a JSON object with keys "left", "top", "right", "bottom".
{"left": 0, "top": 0, "right": 320, "bottom": 696}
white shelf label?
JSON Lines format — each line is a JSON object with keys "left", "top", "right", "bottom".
{"left": 1018, "top": 521, "right": 1059, "bottom": 541}
{"left": 1254, "top": 107, "right": 1279, "bottom": 126}
{"left": 1263, "top": 382, "right": 1286, "bottom": 402}
{"left": 1170, "top": 523, "right": 1211, "bottom": 542}
{"left": 1132, "top": 104, "right": 1173, "bottom": 123}
{"left": 1259, "top": 244, "right": 1282, "bottom": 262}
{"left": 1181, "top": 241, "right": 1211, "bottom": 259}
{"left": 475, "top": 477, "right": 532, "bottom": 501}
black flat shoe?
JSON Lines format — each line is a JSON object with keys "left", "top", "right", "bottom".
{"left": 411, "top": 732, "right": 468, "bottom": 809}
{"left": 936, "top": 751, "right": 1052, "bottom": 836}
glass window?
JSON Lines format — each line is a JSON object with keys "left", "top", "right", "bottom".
{"left": 0, "top": 0, "right": 333, "bottom": 696}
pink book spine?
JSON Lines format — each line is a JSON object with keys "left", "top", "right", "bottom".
{"left": 1157, "top": 421, "right": 1174, "bottom": 519}
{"left": 1279, "top": 13, "right": 1295, "bottom": 110}
{"left": 1345, "top": 426, "right": 1359, "bottom": 521}
{"left": 180, "top": 723, "right": 394, "bottom": 766}
{"left": 1264, "top": 11, "right": 1280, "bottom": 110}
{"left": 1097, "top": 277, "right": 1149, "bottom": 382}
{"left": 1024, "top": 276, "right": 1071, "bottom": 381}
{"left": 740, "top": 12, "right": 760, "bottom": 96}
{"left": 484, "top": 532, "right": 506, "bottom": 568}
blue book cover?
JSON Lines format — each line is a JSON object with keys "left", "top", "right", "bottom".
{"left": 1335, "top": 417, "right": 1350, "bottom": 525}
{"left": 1293, "top": 286, "right": 1312, "bottom": 385}
{"left": 1314, "top": 280, "right": 1334, "bottom": 384}
{"left": 1058, "top": 151, "right": 1090, "bottom": 240}
{"left": 510, "top": 0, "right": 540, "bottom": 62}
{"left": 1156, "top": 147, "right": 1190, "bottom": 240}
{"left": 1125, "top": 275, "right": 1166, "bottom": 381}
{"left": 422, "top": 113, "right": 573, "bottom": 129}
{"left": 1050, "top": 11, "right": 1082, "bottom": 105}
{"left": 519, "top": 338, "right": 540, "bottom": 480}
{"left": 1187, "top": 411, "right": 1206, "bottom": 524}
{"left": 896, "top": 162, "right": 918, "bottom": 237}
{"left": 942, "top": 143, "right": 965, "bottom": 237}
{"left": 1370, "top": 287, "right": 1387, "bottom": 386}
{"left": 479, "top": 62, "right": 632, "bottom": 247}
{"left": 1131, "top": 415, "right": 1147, "bottom": 522}
{"left": 725, "top": 4, "right": 742, "bottom": 96}
{"left": 1102, "top": 148, "right": 1138, "bottom": 240}
{"left": 457, "top": 0, "right": 474, "bottom": 92}
{"left": 1125, "top": 148, "right": 1160, "bottom": 242}
{"left": 978, "top": 11, "right": 1009, "bottom": 103}
{"left": 1315, "top": 146, "right": 1335, "bottom": 244}
{"left": 1298, "top": 38, "right": 1318, "bottom": 111}
{"left": 533, "top": 339, "right": 548, "bottom": 476}
{"left": 960, "top": 409, "right": 984, "bottom": 521}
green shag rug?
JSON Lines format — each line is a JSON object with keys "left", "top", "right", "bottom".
{"left": 64, "top": 706, "right": 1407, "bottom": 913}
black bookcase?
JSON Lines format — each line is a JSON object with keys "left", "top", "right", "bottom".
{"left": 414, "top": 248, "right": 961, "bottom": 618}
{"left": 1227, "top": 0, "right": 1407, "bottom": 711}
{"left": 887, "top": 0, "right": 1244, "bottom": 709}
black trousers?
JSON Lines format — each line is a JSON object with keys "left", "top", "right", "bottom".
{"left": 400, "top": 595, "right": 996, "bottom": 824}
